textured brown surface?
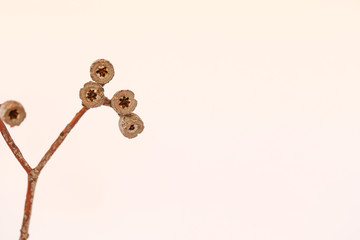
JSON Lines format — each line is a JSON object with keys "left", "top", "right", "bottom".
{"left": 89, "top": 59, "right": 114, "bottom": 84}
{"left": 79, "top": 82, "right": 105, "bottom": 108}
{"left": 0, "top": 101, "right": 26, "bottom": 127}
{"left": 111, "top": 90, "right": 138, "bottom": 115}
{"left": 119, "top": 113, "right": 144, "bottom": 139}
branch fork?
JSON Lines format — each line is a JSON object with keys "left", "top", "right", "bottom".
{"left": 0, "top": 59, "right": 144, "bottom": 239}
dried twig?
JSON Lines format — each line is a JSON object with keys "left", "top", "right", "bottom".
{"left": 35, "top": 106, "right": 88, "bottom": 173}
{"left": 0, "top": 105, "right": 32, "bottom": 174}
{"left": 0, "top": 59, "right": 144, "bottom": 239}
{"left": 19, "top": 106, "right": 88, "bottom": 240}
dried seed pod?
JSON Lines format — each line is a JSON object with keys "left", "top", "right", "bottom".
{"left": 111, "top": 90, "right": 137, "bottom": 115}
{"left": 119, "top": 113, "right": 144, "bottom": 139}
{"left": 90, "top": 59, "right": 114, "bottom": 84}
{"left": 0, "top": 100, "right": 26, "bottom": 127}
{"left": 79, "top": 81, "right": 105, "bottom": 108}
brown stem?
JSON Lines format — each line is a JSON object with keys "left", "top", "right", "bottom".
{"left": 35, "top": 106, "right": 88, "bottom": 173}
{"left": 102, "top": 97, "right": 111, "bottom": 107}
{"left": 0, "top": 111, "right": 32, "bottom": 174}
{"left": 19, "top": 170, "right": 38, "bottom": 240}
{"left": 0, "top": 105, "right": 88, "bottom": 239}
{"left": 9, "top": 106, "right": 87, "bottom": 240}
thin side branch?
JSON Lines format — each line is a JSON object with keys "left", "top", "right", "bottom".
{"left": 102, "top": 96, "right": 111, "bottom": 107}
{"left": 35, "top": 106, "right": 88, "bottom": 173}
{"left": 0, "top": 106, "right": 32, "bottom": 174}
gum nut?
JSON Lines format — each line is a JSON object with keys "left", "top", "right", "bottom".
{"left": 111, "top": 90, "right": 137, "bottom": 115}
{"left": 0, "top": 100, "right": 26, "bottom": 127}
{"left": 119, "top": 113, "right": 144, "bottom": 139}
{"left": 79, "top": 81, "right": 105, "bottom": 108}
{"left": 90, "top": 59, "right": 115, "bottom": 84}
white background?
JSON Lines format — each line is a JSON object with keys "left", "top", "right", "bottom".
{"left": 0, "top": 0, "right": 360, "bottom": 239}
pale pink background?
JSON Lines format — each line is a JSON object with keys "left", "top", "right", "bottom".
{"left": 1, "top": 0, "right": 360, "bottom": 239}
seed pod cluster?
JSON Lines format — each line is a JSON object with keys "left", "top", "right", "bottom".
{"left": 79, "top": 59, "right": 144, "bottom": 139}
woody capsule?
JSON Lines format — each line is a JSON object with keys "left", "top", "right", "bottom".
{"left": 0, "top": 100, "right": 26, "bottom": 127}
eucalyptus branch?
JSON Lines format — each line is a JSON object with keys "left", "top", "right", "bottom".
{"left": 0, "top": 59, "right": 144, "bottom": 240}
